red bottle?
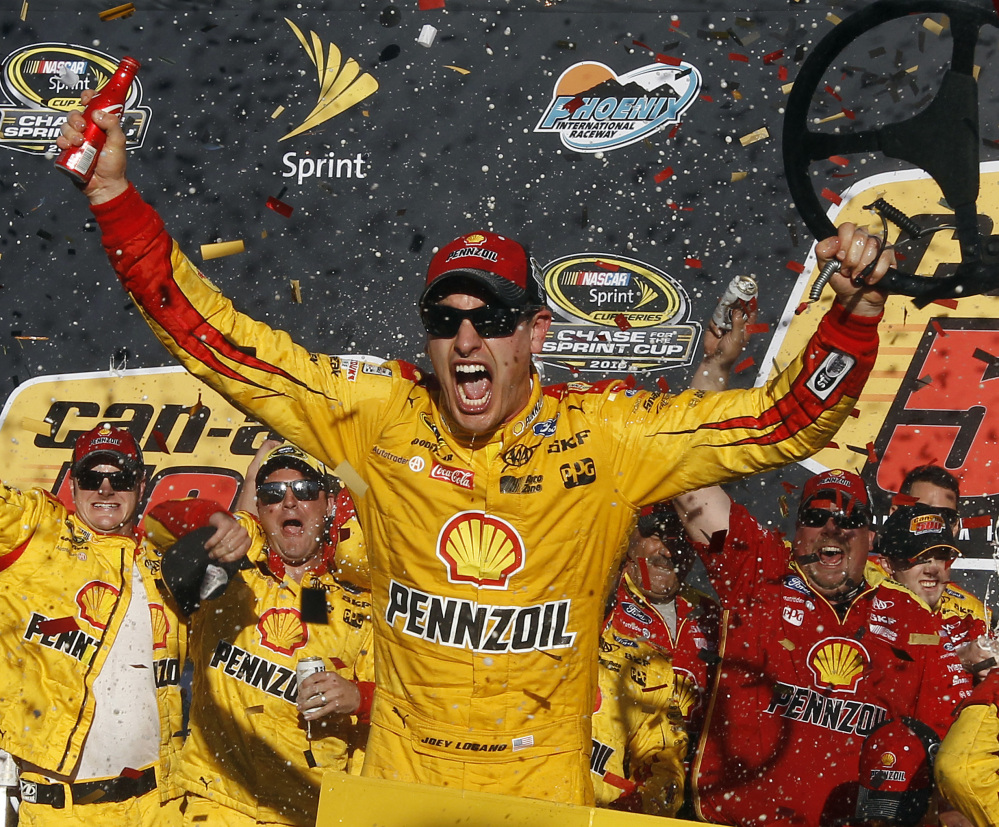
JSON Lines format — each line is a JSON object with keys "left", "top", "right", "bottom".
{"left": 55, "top": 56, "right": 140, "bottom": 185}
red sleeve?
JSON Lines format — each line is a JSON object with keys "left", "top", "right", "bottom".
{"left": 354, "top": 681, "right": 375, "bottom": 724}
{"left": 957, "top": 670, "right": 999, "bottom": 713}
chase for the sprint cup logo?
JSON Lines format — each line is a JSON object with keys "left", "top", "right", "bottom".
{"left": 535, "top": 60, "right": 702, "bottom": 153}
{"left": 0, "top": 42, "right": 150, "bottom": 156}
{"left": 539, "top": 255, "right": 698, "bottom": 376}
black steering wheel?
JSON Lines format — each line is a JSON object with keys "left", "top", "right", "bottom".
{"left": 783, "top": 0, "right": 999, "bottom": 306}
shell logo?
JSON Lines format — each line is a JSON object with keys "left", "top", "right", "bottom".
{"left": 76, "top": 581, "right": 120, "bottom": 630}
{"left": 463, "top": 233, "right": 487, "bottom": 246}
{"left": 672, "top": 668, "right": 701, "bottom": 717}
{"left": 807, "top": 637, "right": 869, "bottom": 694}
{"left": 257, "top": 608, "right": 309, "bottom": 656}
{"left": 880, "top": 751, "right": 897, "bottom": 768}
{"left": 436, "top": 511, "right": 525, "bottom": 589}
{"left": 149, "top": 604, "right": 169, "bottom": 651}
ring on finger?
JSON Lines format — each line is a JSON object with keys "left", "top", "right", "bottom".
{"left": 320, "top": 692, "right": 327, "bottom": 705}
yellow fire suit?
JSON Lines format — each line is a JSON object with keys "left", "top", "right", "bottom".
{"left": 0, "top": 481, "right": 184, "bottom": 824}
{"left": 94, "top": 184, "right": 881, "bottom": 805}
{"left": 143, "top": 501, "right": 374, "bottom": 826}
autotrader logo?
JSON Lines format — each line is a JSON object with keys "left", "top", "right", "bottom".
{"left": 0, "top": 42, "right": 150, "bottom": 156}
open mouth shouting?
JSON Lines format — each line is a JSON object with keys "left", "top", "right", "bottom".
{"left": 455, "top": 363, "right": 493, "bottom": 415}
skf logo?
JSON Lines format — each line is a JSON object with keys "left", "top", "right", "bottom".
{"left": 0, "top": 43, "right": 150, "bottom": 156}
{"left": 436, "top": 511, "right": 525, "bottom": 589}
{"left": 280, "top": 20, "right": 377, "bottom": 141}
{"left": 909, "top": 514, "right": 946, "bottom": 535}
{"left": 258, "top": 607, "right": 309, "bottom": 656}
{"left": 807, "top": 637, "right": 869, "bottom": 693}
{"left": 76, "top": 581, "right": 120, "bottom": 630}
{"left": 535, "top": 60, "right": 702, "bottom": 153}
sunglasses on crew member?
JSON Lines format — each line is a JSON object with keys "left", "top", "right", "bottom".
{"left": 420, "top": 303, "right": 533, "bottom": 339}
{"left": 797, "top": 506, "right": 872, "bottom": 530}
{"left": 891, "top": 547, "right": 961, "bottom": 570}
{"left": 73, "top": 467, "right": 139, "bottom": 492}
{"left": 256, "top": 479, "right": 323, "bottom": 506}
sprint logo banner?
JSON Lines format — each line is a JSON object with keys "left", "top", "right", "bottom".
{"left": 535, "top": 60, "right": 701, "bottom": 153}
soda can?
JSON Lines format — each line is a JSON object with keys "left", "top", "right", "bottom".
{"left": 297, "top": 656, "right": 326, "bottom": 684}
{"left": 711, "top": 275, "right": 758, "bottom": 330}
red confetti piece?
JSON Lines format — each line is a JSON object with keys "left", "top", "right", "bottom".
{"left": 745, "top": 323, "right": 770, "bottom": 335}
{"left": 654, "top": 166, "right": 674, "bottom": 183}
{"left": 781, "top": 481, "right": 798, "bottom": 493}
{"left": 671, "top": 19, "right": 681, "bottom": 28}
{"left": 632, "top": 39, "right": 652, "bottom": 51}
{"left": 932, "top": 298, "right": 959, "bottom": 309}
{"left": 729, "top": 52, "right": 749, "bottom": 62}
{"left": 638, "top": 557, "right": 652, "bottom": 590}
{"left": 828, "top": 155, "right": 850, "bottom": 167}
{"left": 38, "top": 617, "right": 78, "bottom": 635}
{"left": 339, "top": 528, "right": 351, "bottom": 541}
{"left": 787, "top": 260, "right": 806, "bottom": 274}
{"left": 795, "top": 302, "right": 810, "bottom": 315}
{"left": 931, "top": 320, "right": 947, "bottom": 337}
{"left": 657, "top": 54, "right": 682, "bottom": 66}
{"left": 866, "top": 442, "right": 878, "bottom": 464}
{"left": 824, "top": 84, "right": 842, "bottom": 101}
{"left": 151, "top": 429, "right": 170, "bottom": 454}
{"left": 849, "top": 408, "right": 861, "bottom": 418}
{"left": 656, "top": 377, "right": 670, "bottom": 393}
{"left": 700, "top": 94, "right": 714, "bottom": 102}
{"left": 763, "top": 49, "right": 784, "bottom": 64}
{"left": 827, "top": 442, "right": 839, "bottom": 449}
{"left": 667, "top": 124, "right": 680, "bottom": 139}
{"left": 120, "top": 767, "right": 145, "bottom": 780}
{"left": 266, "top": 196, "right": 294, "bottom": 218}
{"left": 604, "top": 772, "right": 637, "bottom": 794}
{"left": 842, "top": 108, "right": 856, "bottom": 120}
{"left": 418, "top": 0, "right": 445, "bottom": 7}
{"left": 330, "top": 657, "right": 347, "bottom": 669}
{"left": 684, "top": 257, "right": 702, "bottom": 268}
{"left": 820, "top": 187, "right": 843, "bottom": 205}
{"left": 778, "top": 65, "right": 788, "bottom": 81}
{"left": 614, "top": 314, "right": 632, "bottom": 331}
{"left": 566, "top": 96, "right": 585, "bottom": 114}
{"left": 892, "top": 493, "right": 919, "bottom": 507}
{"left": 734, "top": 356, "right": 755, "bottom": 373}
{"left": 594, "top": 259, "right": 616, "bottom": 270}
{"left": 962, "top": 515, "right": 993, "bottom": 529}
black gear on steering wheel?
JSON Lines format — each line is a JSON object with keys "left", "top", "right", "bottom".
{"left": 782, "top": 0, "right": 999, "bottom": 306}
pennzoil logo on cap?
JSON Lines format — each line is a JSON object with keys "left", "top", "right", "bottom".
{"left": 0, "top": 42, "right": 150, "bottom": 156}
{"left": 909, "top": 514, "right": 946, "bottom": 535}
{"left": 539, "top": 254, "right": 697, "bottom": 376}
{"left": 436, "top": 511, "right": 525, "bottom": 589}
{"left": 535, "top": 60, "right": 702, "bottom": 153}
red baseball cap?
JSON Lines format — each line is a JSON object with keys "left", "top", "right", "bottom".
{"left": 799, "top": 469, "right": 870, "bottom": 513}
{"left": 72, "top": 424, "right": 143, "bottom": 471}
{"left": 855, "top": 717, "right": 938, "bottom": 825}
{"left": 420, "top": 231, "right": 542, "bottom": 309}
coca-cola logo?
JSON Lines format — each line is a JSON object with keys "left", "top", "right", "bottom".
{"left": 430, "top": 461, "right": 474, "bottom": 490}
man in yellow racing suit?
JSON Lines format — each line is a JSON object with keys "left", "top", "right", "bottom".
{"left": 59, "top": 100, "right": 895, "bottom": 806}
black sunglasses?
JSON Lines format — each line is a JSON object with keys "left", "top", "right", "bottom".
{"left": 74, "top": 467, "right": 139, "bottom": 492}
{"left": 892, "top": 547, "right": 961, "bottom": 570}
{"left": 420, "top": 303, "right": 533, "bottom": 339}
{"left": 797, "top": 506, "right": 872, "bottom": 530}
{"left": 256, "top": 479, "right": 323, "bottom": 506}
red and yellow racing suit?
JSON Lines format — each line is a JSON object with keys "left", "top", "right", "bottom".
{"left": 936, "top": 670, "right": 999, "bottom": 827}
{"left": 95, "top": 184, "right": 880, "bottom": 805}
{"left": 0, "top": 482, "right": 184, "bottom": 825}
{"left": 691, "top": 502, "right": 973, "bottom": 827}
{"left": 143, "top": 500, "right": 374, "bottom": 827}
{"left": 590, "top": 571, "right": 719, "bottom": 814}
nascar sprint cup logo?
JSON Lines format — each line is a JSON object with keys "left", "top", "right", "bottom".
{"left": 535, "top": 60, "right": 701, "bottom": 153}
{"left": 0, "top": 43, "right": 150, "bottom": 156}
{"left": 539, "top": 255, "right": 698, "bottom": 376}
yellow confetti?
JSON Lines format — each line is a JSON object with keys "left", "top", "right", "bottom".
{"left": 815, "top": 111, "right": 848, "bottom": 124}
{"left": 781, "top": 82, "right": 794, "bottom": 95}
{"left": 974, "top": 64, "right": 981, "bottom": 81}
{"left": 290, "top": 279, "right": 303, "bottom": 304}
{"left": 443, "top": 65, "right": 471, "bottom": 75}
{"left": 826, "top": 13, "right": 842, "bottom": 25}
{"left": 13, "top": 335, "right": 48, "bottom": 341}
{"left": 333, "top": 461, "right": 369, "bottom": 498}
{"left": 731, "top": 171, "right": 748, "bottom": 182}
{"left": 271, "top": 105, "right": 285, "bottom": 119}
{"left": 739, "top": 126, "right": 770, "bottom": 146}
{"left": 76, "top": 789, "right": 105, "bottom": 804}
{"left": 20, "top": 1, "right": 27, "bottom": 21}
{"left": 200, "top": 240, "right": 245, "bottom": 260}
{"left": 20, "top": 418, "right": 51, "bottom": 436}
{"left": 922, "top": 17, "right": 945, "bottom": 36}
{"left": 98, "top": 2, "right": 135, "bottom": 21}
{"left": 732, "top": 89, "right": 743, "bottom": 101}
{"left": 245, "top": 705, "right": 265, "bottom": 715}
{"left": 779, "top": 639, "right": 795, "bottom": 651}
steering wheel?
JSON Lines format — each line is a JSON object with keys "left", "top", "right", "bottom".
{"left": 782, "top": 0, "right": 999, "bottom": 306}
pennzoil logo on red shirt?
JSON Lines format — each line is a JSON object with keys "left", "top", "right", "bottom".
{"left": 436, "top": 511, "right": 525, "bottom": 589}
{"left": 430, "top": 461, "right": 474, "bottom": 490}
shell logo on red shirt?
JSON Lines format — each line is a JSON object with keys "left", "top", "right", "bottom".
{"left": 76, "top": 581, "right": 120, "bottom": 630}
{"left": 258, "top": 608, "right": 309, "bottom": 656}
{"left": 807, "top": 637, "right": 869, "bottom": 693}
{"left": 436, "top": 511, "right": 525, "bottom": 589}
{"left": 149, "top": 604, "right": 169, "bottom": 650}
